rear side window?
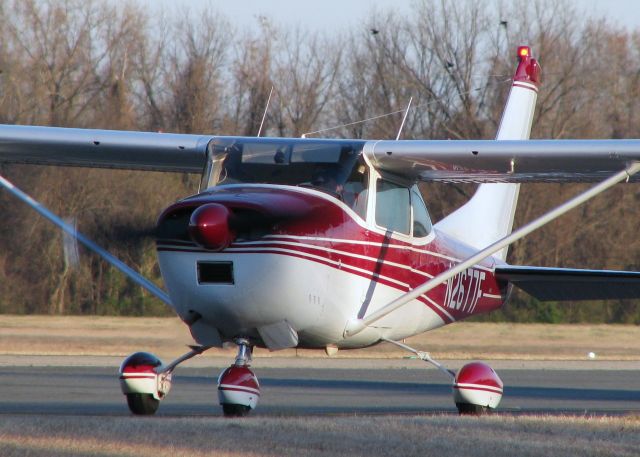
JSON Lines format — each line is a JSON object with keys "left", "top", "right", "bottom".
{"left": 375, "top": 179, "right": 410, "bottom": 235}
{"left": 411, "top": 189, "right": 432, "bottom": 237}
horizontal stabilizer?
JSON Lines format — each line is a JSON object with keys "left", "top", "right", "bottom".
{"left": 496, "top": 266, "right": 640, "bottom": 301}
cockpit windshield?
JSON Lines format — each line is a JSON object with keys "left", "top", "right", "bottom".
{"left": 201, "top": 137, "right": 369, "bottom": 215}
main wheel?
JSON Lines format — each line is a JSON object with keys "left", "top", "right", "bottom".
{"left": 456, "top": 402, "right": 489, "bottom": 415}
{"left": 126, "top": 393, "right": 159, "bottom": 415}
{"left": 222, "top": 403, "right": 251, "bottom": 417}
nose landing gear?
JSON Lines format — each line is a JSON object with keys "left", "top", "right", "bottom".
{"left": 217, "top": 338, "right": 261, "bottom": 417}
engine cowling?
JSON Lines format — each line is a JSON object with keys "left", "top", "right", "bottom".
{"left": 452, "top": 361, "right": 503, "bottom": 413}
{"left": 188, "top": 203, "right": 236, "bottom": 251}
{"left": 119, "top": 352, "right": 170, "bottom": 401}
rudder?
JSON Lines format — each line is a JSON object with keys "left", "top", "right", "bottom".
{"left": 435, "top": 46, "right": 541, "bottom": 260}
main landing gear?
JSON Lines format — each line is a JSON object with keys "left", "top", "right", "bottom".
{"left": 118, "top": 339, "right": 260, "bottom": 417}
{"left": 382, "top": 339, "right": 503, "bottom": 415}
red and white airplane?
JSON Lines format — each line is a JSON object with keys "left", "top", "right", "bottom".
{"left": 1, "top": 46, "right": 640, "bottom": 416}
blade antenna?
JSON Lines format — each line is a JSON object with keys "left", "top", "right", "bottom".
{"left": 257, "top": 86, "right": 274, "bottom": 137}
{"left": 395, "top": 97, "right": 413, "bottom": 140}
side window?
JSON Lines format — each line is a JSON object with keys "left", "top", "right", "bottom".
{"left": 375, "top": 179, "right": 410, "bottom": 235}
{"left": 411, "top": 188, "right": 432, "bottom": 237}
{"left": 342, "top": 161, "right": 368, "bottom": 220}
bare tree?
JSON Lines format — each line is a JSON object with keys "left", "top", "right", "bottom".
{"left": 227, "top": 17, "right": 275, "bottom": 136}
{"left": 164, "top": 9, "right": 230, "bottom": 133}
{"left": 272, "top": 30, "right": 342, "bottom": 137}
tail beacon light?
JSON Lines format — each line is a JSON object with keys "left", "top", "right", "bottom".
{"left": 514, "top": 45, "right": 541, "bottom": 84}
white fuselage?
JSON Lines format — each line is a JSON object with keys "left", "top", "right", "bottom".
{"left": 156, "top": 184, "right": 504, "bottom": 350}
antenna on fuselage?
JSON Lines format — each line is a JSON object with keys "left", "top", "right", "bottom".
{"left": 257, "top": 86, "right": 274, "bottom": 137}
{"left": 299, "top": 84, "right": 501, "bottom": 138}
{"left": 395, "top": 97, "right": 413, "bottom": 140}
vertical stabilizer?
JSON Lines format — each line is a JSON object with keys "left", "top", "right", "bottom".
{"left": 435, "top": 46, "right": 540, "bottom": 260}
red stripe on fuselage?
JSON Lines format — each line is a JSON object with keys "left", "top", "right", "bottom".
{"left": 453, "top": 384, "right": 503, "bottom": 395}
{"left": 157, "top": 185, "right": 506, "bottom": 321}
{"left": 225, "top": 247, "right": 453, "bottom": 323}
{"left": 157, "top": 240, "right": 504, "bottom": 321}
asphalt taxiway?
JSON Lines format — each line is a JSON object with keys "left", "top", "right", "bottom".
{"left": 0, "top": 357, "right": 638, "bottom": 416}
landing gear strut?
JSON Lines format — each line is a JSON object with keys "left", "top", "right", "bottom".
{"left": 383, "top": 338, "right": 503, "bottom": 415}
{"left": 217, "top": 338, "right": 261, "bottom": 417}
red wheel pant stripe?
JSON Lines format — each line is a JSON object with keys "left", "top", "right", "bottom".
{"left": 453, "top": 385, "right": 503, "bottom": 394}
{"left": 119, "top": 375, "right": 156, "bottom": 380}
{"left": 218, "top": 385, "right": 261, "bottom": 396}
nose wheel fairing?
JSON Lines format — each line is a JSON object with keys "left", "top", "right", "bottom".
{"left": 217, "top": 339, "right": 261, "bottom": 416}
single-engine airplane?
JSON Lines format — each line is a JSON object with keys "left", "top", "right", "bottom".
{"left": 2, "top": 46, "right": 640, "bottom": 416}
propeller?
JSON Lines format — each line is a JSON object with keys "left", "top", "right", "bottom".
{"left": 0, "top": 174, "right": 172, "bottom": 306}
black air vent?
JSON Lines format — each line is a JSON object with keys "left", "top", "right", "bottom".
{"left": 198, "top": 261, "right": 234, "bottom": 284}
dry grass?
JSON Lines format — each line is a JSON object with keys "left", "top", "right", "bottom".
{"left": 0, "top": 414, "right": 638, "bottom": 457}
{"left": 0, "top": 315, "right": 639, "bottom": 360}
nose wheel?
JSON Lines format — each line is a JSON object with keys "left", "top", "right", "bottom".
{"left": 217, "top": 338, "right": 261, "bottom": 417}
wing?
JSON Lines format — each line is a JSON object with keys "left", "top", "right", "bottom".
{"left": 496, "top": 266, "right": 640, "bottom": 300}
{"left": 3, "top": 125, "right": 640, "bottom": 181}
{"left": 0, "top": 124, "right": 213, "bottom": 172}
{"left": 3, "top": 124, "right": 640, "bottom": 182}
{"left": 364, "top": 139, "right": 640, "bottom": 182}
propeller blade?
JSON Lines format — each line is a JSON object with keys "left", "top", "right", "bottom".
{"left": 0, "top": 174, "right": 172, "bottom": 306}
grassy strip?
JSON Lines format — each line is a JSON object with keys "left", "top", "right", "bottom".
{"left": 0, "top": 414, "right": 638, "bottom": 457}
{"left": 1, "top": 315, "right": 639, "bottom": 360}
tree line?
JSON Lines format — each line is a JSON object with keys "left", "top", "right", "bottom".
{"left": 0, "top": 0, "right": 639, "bottom": 322}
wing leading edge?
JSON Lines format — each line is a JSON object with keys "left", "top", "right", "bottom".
{"left": 365, "top": 139, "right": 640, "bottom": 182}
{"left": 496, "top": 266, "right": 640, "bottom": 301}
{"left": 0, "top": 124, "right": 212, "bottom": 172}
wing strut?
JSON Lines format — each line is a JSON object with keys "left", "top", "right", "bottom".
{"left": 343, "top": 162, "right": 640, "bottom": 338}
{"left": 0, "top": 174, "right": 172, "bottom": 306}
